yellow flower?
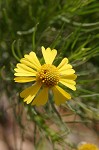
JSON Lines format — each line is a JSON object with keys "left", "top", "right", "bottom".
{"left": 14, "top": 46, "right": 77, "bottom": 106}
{"left": 78, "top": 143, "right": 99, "bottom": 150}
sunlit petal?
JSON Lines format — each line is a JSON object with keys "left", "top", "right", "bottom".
{"left": 42, "top": 46, "right": 57, "bottom": 64}
{"left": 14, "top": 77, "right": 36, "bottom": 83}
{"left": 20, "top": 58, "right": 39, "bottom": 71}
{"left": 57, "top": 58, "right": 75, "bottom": 76}
{"left": 57, "top": 58, "right": 68, "bottom": 69}
{"left": 59, "top": 79, "right": 76, "bottom": 91}
{"left": 24, "top": 52, "right": 41, "bottom": 70}
{"left": 20, "top": 83, "right": 41, "bottom": 104}
{"left": 58, "top": 64, "right": 72, "bottom": 72}
{"left": 52, "top": 85, "right": 71, "bottom": 105}
{"left": 17, "top": 63, "right": 36, "bottom": 72}
{"left": 60, "top": 78, "right": 76, "bottom": 85}
{"left": 32, "top": 87, "right": 48, "bottom": 106}
{"left": 14, "top": 72, "right": 36, "bottom": 76}
{"left": 14, "top": 64, "right": 36, "bottom": 77}
{"left": 60, "top": 74, "right": 77, "bottom": 80}
{"left": 60, "top": 69, "right": 75, "bottom": 75}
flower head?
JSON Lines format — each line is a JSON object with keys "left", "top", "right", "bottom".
{"left": 14, "top": 46, "right": 77, "bottom": 106}
{"left": 78, "top": 143, "right": 99, "bottom": 150}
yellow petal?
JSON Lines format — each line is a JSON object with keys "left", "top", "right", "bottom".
{"left": 24, "top": 52, "right": 41, "bottom": 70}
{"left": 20, "top": 83, "right": 41, "bottom": 104}
{"left": 17, "top": 63, "right": 36, "bottom": 73}
{"left": 52, "top": 86, "right": 71, "bottom": 105}
{"left": 20, "top": 83, "right": 41, "bottom": 98}
{"left": 14, "top": 77, "right": 36, "bottom": 83}
{"left": 42, "top": 46, "right": 57, "bottom": 64}
{"left": 58, "top": 64, "right": 72, "bottom": 72}
{"left": 14, "top": 64, "right": 36, "bottom": 76}
{"left": 60, "top": 69, "right": 75, "bottom": 75}
{"left": 57, "top": 58, "right": 75, "bottom": 75}
{"left": 59, "top": 79, "right": 76, "bottom": 91}
{"left": 20, "top": 58, "right": 38, "bottom": 71}
{"left": 20, "top": 85, "right": 34, "bottom": 98}
{"left": 60, "top": 74, "right": 77, "bottom": 80}
{"left": 32, "top": 87, "right": 48, "bottom": 106}
{"left": 14, "top": 72, "right": 36, "bottom": 76}
{"left": 60, "top": 78, "right": 76, "bottom": 85}
{"left": 57, "top": 58, "right": 68, "bottom": 69}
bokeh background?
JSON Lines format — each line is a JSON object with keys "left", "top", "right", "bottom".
{"left": 0, "top": 0, "right": 99, "bottom": 149}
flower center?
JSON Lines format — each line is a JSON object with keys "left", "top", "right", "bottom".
{"left": 36, "top": 64, "right": 60, "bottom": 87}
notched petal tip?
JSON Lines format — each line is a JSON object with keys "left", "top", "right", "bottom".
{"left": 14, "top": 78, "right": 17, "bottom": 82}
{"left": 14, "top": 68, "right": 17, "bottom": 71}
{"left": 57, "top": 58, "right": 69, "bottom": 69}
{"left": 74, "top": 74, "right": 77, "bottom": 80}
{"left": 29, "top": 51, "right": 35, "bottom": 55}
{"left": 42, "top": 46, "right": 57, "bottom": 64}
{"left": 73, "top": 86, "right": 76, "bottom": 91}
{"left": 41, "top": 46, "right": 45, "bottom": 51}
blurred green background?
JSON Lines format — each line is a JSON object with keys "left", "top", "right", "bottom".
{"left": 0, "top": 0, "right": 99, "bottom": 149}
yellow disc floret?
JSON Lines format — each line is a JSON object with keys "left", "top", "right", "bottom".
{"left": 36, "top": 64, "right": 60, "bottom": 87}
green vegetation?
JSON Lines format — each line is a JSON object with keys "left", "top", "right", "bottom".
{"left": 0, "top": 0, "right": 99, "bottom": 149}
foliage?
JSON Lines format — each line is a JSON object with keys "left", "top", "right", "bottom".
{"left": 0, "top": 0, "right": 99, "bottom": 149}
